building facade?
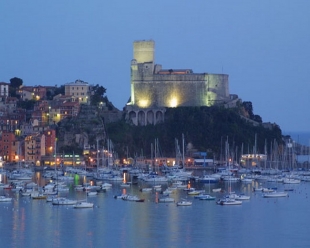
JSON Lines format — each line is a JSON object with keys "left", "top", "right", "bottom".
{"left": 25, "top": 133, "right": 45, "bottom": 166}
{"left": 64, "top": 80, "right": 91, "bottom": 104}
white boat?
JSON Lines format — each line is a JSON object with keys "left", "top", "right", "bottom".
{"left": 122, "top": 195, "right": 144, "bottom": 202}
{"left": 188, "top": 190, "right": 204, "bottom": 196}
{"left": 217, "top": 198, "right": 242, "bottom": 205}
{"left": 0, "top": 183, "right": 11, "bottom": 189}
{"left": 263, "top": 191, "right": 288, "bottom": 198}
{"left": 101, "top": 183, "right": 112, "bottom": 189}
{"left": 162, "top": 189, "right": 173, "bottom": 195}
{"left": 262, "top": 188, "right": 275, "bottom": 193}
{"left": 87, "top": 191, "right": 98, "bottom": 196}
{"left": 176, "top": 200, "right": 192, "bottom": 206}
{"left": 199, "top": 175, "right": 218, "bottom": 183}
{"left": 0, "top": 196, "right": 12, "bottom": 202}
{"left": 241, "top": 178, "right": 253, "bottom": 183}
{"left": 253, "top": 187, "right": 264, "bottom": 192}
{"left": 283, "top": 178, "right": 301, "bottom": 184}
{"left": 195, "top": 194, "right": 216, "bottom": 200}
{"left": 212, "top": 188, "right": 222, "bottom": 193}
{"left": 52, "top": 197, "right": 77, "bottom": 205}
{"left": 120, "top": 182, "right": 131, "bottom": 188}
{"left": 158, "top": 197, "right": 175, "bottom": 203}
{"left": 114, "top": 194, "right": 128, "bottom": 199}
{"left": 222, "top": 176, "right": 240, "bottom": 182}
{"left": 140, "top": 187, "right": 152, "bottom": 192}
{"left": 46, "top": 195, "right": 62, "bottom": 202}
{"left": 107, "top": 176, "right": 124, "bottom": 182}
{"left": 74, "top": 201, "right": 94, "bottom": 208}
{"left": 153, "top": 185, "right": 162, "bottom": 191}
{"left": 227, "top": 193, "right": 250, "bottom": 200}
{"left": 31, "top": 192, "right": 47, "bottom": 200}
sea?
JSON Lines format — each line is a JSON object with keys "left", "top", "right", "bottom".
{"left": 1, "top": 171, "right": 310, "bottom": 248}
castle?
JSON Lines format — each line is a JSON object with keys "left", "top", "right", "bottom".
{"left": 126, "top": 40, "right": 237, "bottom": 125}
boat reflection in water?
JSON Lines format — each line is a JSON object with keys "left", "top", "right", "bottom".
{"left": 1, "top": 169, "right": 310, "bottom": 247}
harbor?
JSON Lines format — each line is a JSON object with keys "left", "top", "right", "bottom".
{"left": 1, "top": 166, "right": 310, "bottom": 247}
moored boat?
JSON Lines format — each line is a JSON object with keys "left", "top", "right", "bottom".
{"left": 52, "top": 197, "right": 77, "bottom": 205}
{"left": 262, "top": 191, "right": 288, "bottom": 198}
{"left": 0, "top": 196, "right": 13, "bottom": 202}
{"left": 212, "top": 188, "right": 222, "bottom": 193}
{"left": 176, "top": 199, "right": 192, "bottom": 206}
{"left": 73, "top": 201, "right": 94, "bottom": 208}
{"left": 195, "top": 194, "right": 216, "bottom": 200}
{"left": 216, "top": 198, "right": 242, "bottom": 205}
{"left": 158, "top": 197, "right": 175, "bottom": 203}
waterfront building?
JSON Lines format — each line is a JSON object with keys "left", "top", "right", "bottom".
{"left": 0, "top": 131, "right": 19, "bottom": 162}
{"left": 25, "top": 133, "right": 45, "bottom": 166}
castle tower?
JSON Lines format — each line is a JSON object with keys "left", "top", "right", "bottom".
{"left": 133, "top": 40, "right": 155, "bottom": 63}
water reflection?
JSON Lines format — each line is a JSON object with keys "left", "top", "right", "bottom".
{"left": 1, "top": 171, "right": 310, "bottom": 247}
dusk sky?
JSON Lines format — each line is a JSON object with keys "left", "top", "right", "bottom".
{"left": 1, "top": 1, "right": 309, "bottom": 134}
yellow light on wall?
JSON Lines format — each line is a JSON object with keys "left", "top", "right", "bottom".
{"left": 169, "top": 98, "right": 178, "bottom": 108}
{"left": 138, "top": 99, "right": 149, "bottom": 108}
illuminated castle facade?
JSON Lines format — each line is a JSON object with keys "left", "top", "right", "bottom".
{"left": 126, "top": 40, "right": 233, "bottom": 125}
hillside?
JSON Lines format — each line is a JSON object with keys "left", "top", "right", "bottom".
{"left": 105, "top": 106, "right": 283, "bottom": 160}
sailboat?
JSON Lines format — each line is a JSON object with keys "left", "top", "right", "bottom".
{"left": 217, "top": 138, "right": 242, "bottom": 206}
{"left": 74, "top": 160, "right": 94, "bottom": 209}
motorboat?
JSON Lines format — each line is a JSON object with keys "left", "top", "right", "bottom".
{"left": 158, "top": 197, "right": 175, "bottom": 203}
{"left": 262, "top": 188, "right": 276, "bottom": 193}
{"left": 31, "top": 192, "right": 47, "bottom": 200}
{"left": 0, "top": 196, "right": 12, "bottom": 202}
{"left": 87, "top": 191, "right": 98, "bottom": 196}
{"left": 227, "top": 193, "right": 250, "bottom": 200}
{"left": 153, "top": 185, "right": 162, "bottom": 191}
{"left": 114, "top": 194, "right": 128, "bottom": 199}
{"left": 176, "top": 199, "right": 192, "bottom": 206}
{"left": 120, "top": 182, "right": 131, "bottom": 188}
{"left": 262, "top": 191, "right": 288, "bottom": 198}
{"left": 140, "top": 187, "right": 153, "bottom": 192}
{"left": 46, "top": 195, "right": 62, "bottom": 202}
{"left": 52, "top": 197, "right": 77, "bottom": 205}
{"left": 187, "top": 190, "right": 204, "bottom": 196}
{"left": 240, "top": 178, "right": 253, "bottom": 183}
{"left": 212, "top": 188, "right": 221, "bottom": 193}
{"left": 283, "top": 178, "right": 301, "bottom": 184}
{"left": 199, "top": 175, "right": 218, "bottom": 183}
{"left": 195, "top": 194, "right": 216, "bottom": 200}
{"left": 217, "top": 198, "right": 242, "bottom": 205}
{"left": 74, "top": 201, "right": 94, "bottom": 208}
{"left": 122, "top": 195, "right": 145, "bottom": 202}
{"left": 253, "top": 187, "right": 264, "bottom": 192}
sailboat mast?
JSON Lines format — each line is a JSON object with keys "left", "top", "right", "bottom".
{"left": 182, "top": 133, "right": 185, "bottom": 167}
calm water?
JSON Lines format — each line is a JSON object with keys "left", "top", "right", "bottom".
{"left": 1, "top": 173, "right": 310, "bottom": 248}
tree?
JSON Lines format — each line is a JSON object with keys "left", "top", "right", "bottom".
{"left": 54, "top": 85, "right": 65, "bottom": 96}
{"left": 253, "top": 115, "right": 263, "bottom": 123}
{"left": 242, "top": 101, "right": 254, "bottom": 119}
{"left": 9, "top": 77, "right": 23, "bottom": 98}
{"left": 10, "top": 77, "right": 23, "bottom": 88}
{"left": 90, "top": 84, "right": 107, "bottom": 106}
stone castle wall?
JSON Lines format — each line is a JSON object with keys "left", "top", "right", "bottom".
{"left": 132, "top": 73, "right": 229, "bottom": 108}
{"left": 127, "top": 40, "right": 231, "bottom": 125}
